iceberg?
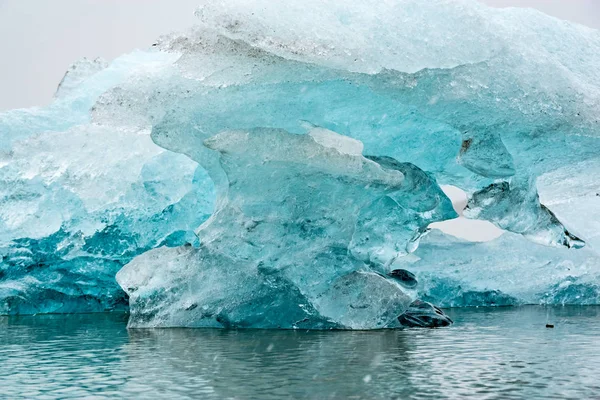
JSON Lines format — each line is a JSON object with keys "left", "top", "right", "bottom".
{"left": 116, "top": 127, "right": 454, "bottom": 328}
{"left": 1, "top": 0, "right": 599, "bottom": 328}
{"left": 405, "top": 230, "right": 600, "bottom": 307}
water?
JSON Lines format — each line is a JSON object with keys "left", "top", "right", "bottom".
{"left": 1, "top": 306, "right": 599, "bottom": 399}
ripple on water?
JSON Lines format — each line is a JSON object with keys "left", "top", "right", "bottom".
{"left": 1, "top": 306, "right": 600, "bottom": 399}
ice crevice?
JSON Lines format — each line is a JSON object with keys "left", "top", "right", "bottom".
{"left": 1, "top": 0, "right": 600, "bottom": 327}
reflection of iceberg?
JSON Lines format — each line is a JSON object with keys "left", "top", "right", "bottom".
{"left": 1, "top": 0, "right": 600, "bottom": 326}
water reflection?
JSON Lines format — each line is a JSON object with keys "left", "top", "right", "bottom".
{"left": 1, "top": 306, "right": 600, "bottom": 399}
{"left": 124, "top": 327, "right": 422, "bottom": 399}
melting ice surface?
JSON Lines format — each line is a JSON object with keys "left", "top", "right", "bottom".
{"left": 1, "top": 0, "right": 600, "bottom": 328}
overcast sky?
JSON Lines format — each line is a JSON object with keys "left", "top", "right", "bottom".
{"left": 0, "top": 0, "right": 599, "bottom": 111}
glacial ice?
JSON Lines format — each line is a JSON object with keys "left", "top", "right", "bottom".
{"left": 405, "top": 230, "right": 600, "bottom": 307}
{"left": 465, "top": 177, "right": 585, "bottom": 249}
{"left": 116, "top": 127, "right": 453, "bottom": 328}
{"left": 1, "top": 0, "right": 600, "bottom": 328}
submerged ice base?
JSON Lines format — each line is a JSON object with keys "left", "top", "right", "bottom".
{"left": 1, "top": 0, "right": 600, "bottom": 326}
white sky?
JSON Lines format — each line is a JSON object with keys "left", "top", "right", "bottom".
{"left": 0, "top": 0, "right": 596, "bottom": 242}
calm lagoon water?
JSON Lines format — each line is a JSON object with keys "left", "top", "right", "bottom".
{"left": 1, "top": 306, "right": 600, "bottom": 399}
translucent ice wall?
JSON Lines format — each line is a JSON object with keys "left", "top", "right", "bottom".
{"left": 1, "top": 0, "right": 599, "bottom": 325}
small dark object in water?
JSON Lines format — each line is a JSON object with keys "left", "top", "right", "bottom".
{"left": 546, "top": 324, "right": 554, "bottom": 328}
{"left": 398, "top": 300, "right": 453, "bottom": 328}
{"left": 388, "top": 269, "right": 418, "bottom": 288}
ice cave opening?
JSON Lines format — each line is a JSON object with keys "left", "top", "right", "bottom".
{"left": 430, "top": 185, "right": 504, "bottom": 243}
